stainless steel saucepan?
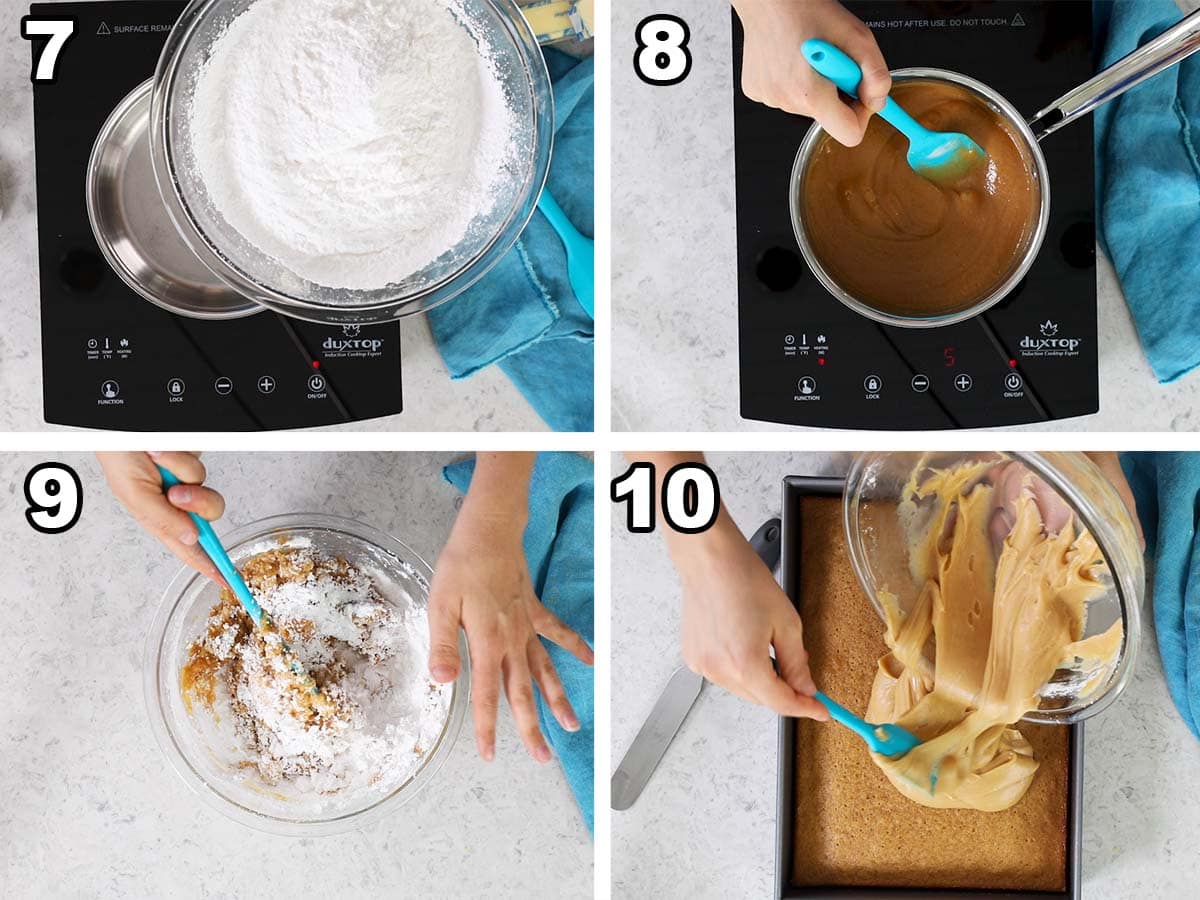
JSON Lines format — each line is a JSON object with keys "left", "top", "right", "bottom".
{"left": 790, "top": 10, "right": 1200, "bottom": 329}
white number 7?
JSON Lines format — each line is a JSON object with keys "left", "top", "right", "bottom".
{"left": 21, "top": 17, "right": 76, "bottom": 84}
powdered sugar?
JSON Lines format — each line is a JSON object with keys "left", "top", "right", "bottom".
{"left": 182, "top": 547, "right": 450, "bottom": 803}
{"left": 187, "top": 0, "right": 516, "bottom": 290}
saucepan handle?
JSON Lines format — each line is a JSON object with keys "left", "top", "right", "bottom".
{"left": 1029, "top": 8, "right": 1200, "bottom": 141}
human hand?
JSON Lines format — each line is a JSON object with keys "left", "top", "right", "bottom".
{"left": 427, "top": 458, "right": 593, "bottom": 763}
{"left": 673, "top": 516, "right": 828, "bottom": 720}
{"left": 1084, "top": 452, "right": 1144, "bottom": 550}
{"left": 733, "top": 0, "right": 891, "bottom": 145}
{"left": 97, "top": 451, "right": 226, "bottom": 584}
{"left": 986, "top": 453, "right": 1144, "bottom": 550}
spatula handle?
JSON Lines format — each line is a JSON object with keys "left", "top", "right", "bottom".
{"left": 813, "top": 690, "right": 877, "bottom": 746}
{"left": 801, "top": 38, "right": 863, "bottom": 96}
{"left": 156, "top": 464, "right": 263, "bottom": 625}
{"left": 801, "top": 39, "right": 925, "bottom": 141}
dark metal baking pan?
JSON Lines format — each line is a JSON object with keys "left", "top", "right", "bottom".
{"left": 774, "top": 475, "right": 1083, "bottom": 900}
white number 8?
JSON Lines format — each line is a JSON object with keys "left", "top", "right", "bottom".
{"left": 634, "top": 15, "right": 692, "bottom": 86}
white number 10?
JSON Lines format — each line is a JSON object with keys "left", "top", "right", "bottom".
{"left": 612, "top": 462, "right": 720, "bottom": 534}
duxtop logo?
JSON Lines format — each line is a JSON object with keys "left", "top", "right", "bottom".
{"left": 322, "top": 336, "right": 384, "bottom": 356}
{"left": 1020, "top": 320, "right": 1081, "bottom": 356}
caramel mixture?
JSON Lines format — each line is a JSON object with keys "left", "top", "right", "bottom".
{"left": 865, "top": 463, "right": 1123, "bottom": 811}
{"left": 801, "top": 80, "right": 1039, "bottom": 318}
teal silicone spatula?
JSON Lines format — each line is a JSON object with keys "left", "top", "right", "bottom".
{"left": 801, "top": 38, "right": 987, "bottom": 186}
{"left": 814, "top": 690, "right": 922, "bottom": 759}
{"left": 157, "top": 464, "right": 264, "bottom": 626}
{"left": 157, "top": 464, "right": 328, "bottom": 705}
{"left": 538, "top": 189, "right": 594, "bottom": 319}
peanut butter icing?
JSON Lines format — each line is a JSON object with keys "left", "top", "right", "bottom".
{"left": 865, "top": 462, "right": 1123, "bottom": 811}
{"left": 800, "top": 80, "right": 1040, "bottom": 318}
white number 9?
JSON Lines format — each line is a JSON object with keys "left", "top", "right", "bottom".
{"left": 24, "top": 463, "right": 83, "bottom": 534}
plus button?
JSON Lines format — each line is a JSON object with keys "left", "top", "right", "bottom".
{"left": 954, "top": 374, "right": 973, "bottom": 393}
{"left": 257, "top": 376, "right": 276, "bottom": 394}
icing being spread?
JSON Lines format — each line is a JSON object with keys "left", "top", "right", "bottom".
{"left": 865, "top": 462, "right": 1123, "bottom": 811}
{"left": 800, "top": 80, "right": 1040, "bottom": 318}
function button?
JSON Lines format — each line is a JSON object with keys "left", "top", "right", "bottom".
{"left": 798, "top": 376, "right": 818, "bottom": 396}
{"left": 97, "top": 379, "right": 124, "bottom": 407}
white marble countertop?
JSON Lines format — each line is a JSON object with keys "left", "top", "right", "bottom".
{"left": 611, "top": 451, "right": 1200, "bottom": 899}
{"left": 0, "top": 0, "right": 545, "bottom": 433}
{"left": 0, "top": 452, "right": 591, "bottom": 898}
{"left": 612, "top": 0, "right": 1200, "bottom": 433}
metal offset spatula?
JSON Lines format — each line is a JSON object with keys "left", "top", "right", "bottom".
{"left": 610, "top": 663, "right": 704, "bottom": 811}
{"left": 611, "top": 518, "right": 782, "bottom": 810}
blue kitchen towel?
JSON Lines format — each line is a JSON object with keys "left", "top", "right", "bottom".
{"left": 1095, "top": 0, "right": 1200, "bottom": 383}
{"left": 1120, "top": 452, "right": 1200, "bottom": 741}
{"left": 429, "top": 50, "right": 594, "bottom": 431}
{"left": 444, "top": 452, "right": 595, "bottom": 830}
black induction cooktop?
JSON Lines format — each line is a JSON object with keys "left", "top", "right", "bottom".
{"left": 30, "top": 1, "right": 403, "bottom": 431}
{"left": 733, "top": 0, "right": 1097, "bottom": 430}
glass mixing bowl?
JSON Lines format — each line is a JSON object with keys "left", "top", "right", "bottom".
{"left": 144, "top": 513, "right": 469, "bottom": 835}
{"left": 844, "top": 451, "right": 1143, "bottom": 724}
{"left": 148, "top": 0, "right": 553, "bottom": 325}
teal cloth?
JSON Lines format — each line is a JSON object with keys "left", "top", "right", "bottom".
{"left": 429, "top": 50, "right": 594, "bottom": 431}
{"left": 1121, "top": 452, "right": 1200, "bottom": 741}
{"left": 443, "top": 452, "right": 595, "bottom": 830}
{"left": 1095, "top": 0, "right": 1200, "bottom": 383}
